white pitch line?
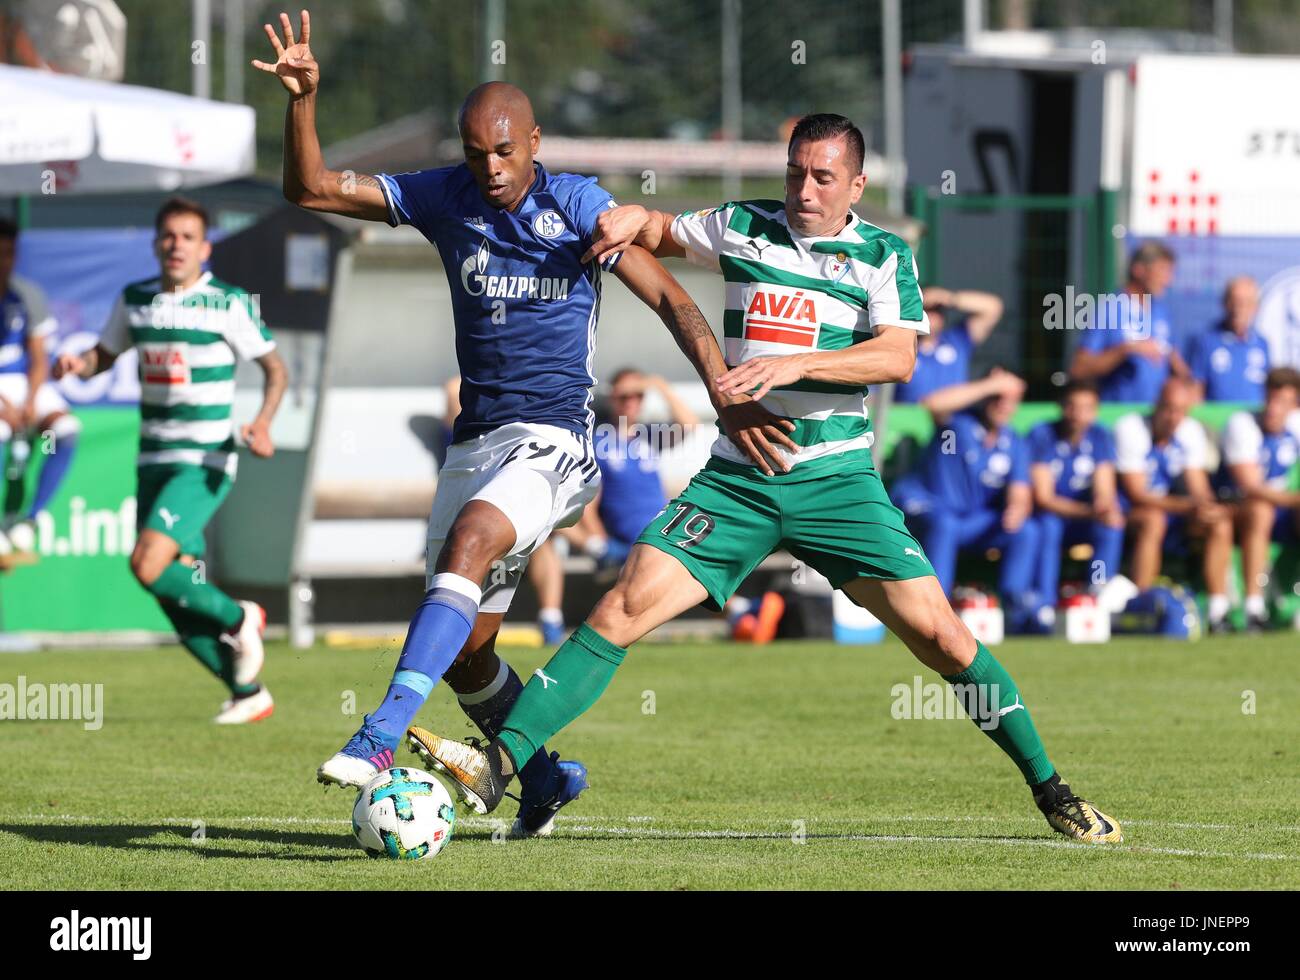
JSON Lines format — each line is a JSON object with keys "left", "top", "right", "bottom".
{"left": 12, "top": 812, "right": 1300, "bottom": 834}
{"left": 7, "top": 813, "right": 1299, "bottom": 861}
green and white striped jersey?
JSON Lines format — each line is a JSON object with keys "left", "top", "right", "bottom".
{"left": 671, "top": 200, "right": 928, "bottom": 474}
{"left": 99, "top": 272, "right": 275, "bottom": 476}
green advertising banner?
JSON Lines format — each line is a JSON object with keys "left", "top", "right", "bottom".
{"left": 2, "top": 408, "right": 169, "bottom": 633}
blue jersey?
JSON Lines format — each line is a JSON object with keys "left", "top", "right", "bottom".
{"left": 1027, "top": 420, "right": 1115, "bottom": 503}
{"left": 1218, "top": 410, "right": 1300, "bottom": 492}
{"left": 916, "top": 410, "right": 1029, "bottom": 512}
{"left": 1079, "top": 294, "right": 1175, "bottom": 403}
{"left": 1185, "top": 321, "right": 1270, "bottom": 403}
{"left": 0, "top": 277, "right": 56, "bottom": 376}
{"left": 1114, "top": 413, "right": 1208, "bottom": 498}
{"left": 894, "top": 319, "right": 972, "bottom": 403}
{"left": 595, "top": 428, "right": 667, "bottom": 544}
{"left": 378, "top": 162, "right": 619, "bottom": 442}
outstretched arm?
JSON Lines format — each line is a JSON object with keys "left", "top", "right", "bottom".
{"left": 583, "top": 206, "right": 684, "bottom": 264}
{"left": 612, "top": 246, "right": 796, "bottom": 475}
{"left": 53, "top": 343, "right": 118, "bottom": 381}
{"left": 252, "top": 10, "right": 388, "bottom": 221}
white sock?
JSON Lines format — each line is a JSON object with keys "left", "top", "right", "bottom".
{"left": 1207, "top": 594, "right": 1230, "bottom": 623}
{"left": 582, "top": 536, "right": 609, "bottom": 559}
{"left": 538, "top": 606, "right": 564, "bottom": 626}
{"left": 1245, "top": 594, "right": 1267, "bottom": 618}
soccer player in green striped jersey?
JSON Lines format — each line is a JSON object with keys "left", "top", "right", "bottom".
{"left": 409, "top": 114, "right": 1121, "bottom": 843}
{"left": 54, "top": 197, "right": 288, "bottom": 725}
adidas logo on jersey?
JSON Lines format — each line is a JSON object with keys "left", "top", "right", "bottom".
{"left": 743, "top": 286, "right": 819, "bottom": 347}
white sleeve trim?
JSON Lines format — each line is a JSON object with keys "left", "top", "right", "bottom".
{"left": 1222, "top": 411, "right": 1263, "bottom": 467}
{"left": 1113, "top": 413, "right": 1151, "bottom": 473}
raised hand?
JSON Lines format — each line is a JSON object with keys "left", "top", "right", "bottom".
{"left": 251, "top": 10, "right": 318, "bottom": 97}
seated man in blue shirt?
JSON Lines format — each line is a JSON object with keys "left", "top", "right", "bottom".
{"left": 1027, "top": 380, "right": 1124, "bottom": 619}
{"left": 1071, "top": 241, "right": 1190, "bottom": 403}
{"left": 592, "top": 368, "right": 696, "bottom": 558}
{"left": 891, "top": 371, "right": 1042, "bottom": 631}
{"left": 1216, "top": 367, "right": 1300, "bottom": 631}
{"left": 1186, "top": 276, "right": 1269, "bottom": 404}
{"left": 528, "top": 368, "right": 697, "bottom": 643}
{"left": 893, "top": 286, "right": 1003, "bottom": 408}
{"left": 1114, "top": 378, "right": 1234, "bottom": 631}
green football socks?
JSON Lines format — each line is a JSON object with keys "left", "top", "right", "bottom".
{"left": 495, "top": 623, "right": 627, "bottom": 769}
{"left": 147, "top": 561, "right": 243, "bottom": 631}
{"left": 157, "top": 601, "right": 257, "bottom": 697}
{"left": 943, "top": 641, "right": 1055, "bottom": 785}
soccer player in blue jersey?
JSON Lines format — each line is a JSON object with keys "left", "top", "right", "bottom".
{"left": 254, "top": 10, "right": 796, "bottom": 835}
{"left": 1071, "top": 242, "right": 1190, "bottom": 403}
{"left": 1186, "top": 277, "right": 1270, "bottom": 404}
{"left": 0, "top": 219, "right": 81, "bottom": 559}
{"left": 1216, "top": 367, "right": 1300, "bottom": 631}
{"left": 1114, "top": 378, "right": 1234, "bottom": 630}
{"left": 890, "top": 372, "right": 1044, "bottom": 632}
{"left": 1027, "top": 380, "right": 1124, "bottom": 620}
{"left": 893, "top": 286, "right": 1003, "bottom": 407}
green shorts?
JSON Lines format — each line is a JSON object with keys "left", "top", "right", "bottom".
{"left": 136, "top": 463, "right": 233, "bottom": 558}
{"left": 637, "top": 450, "right": 931, "bottom": 610}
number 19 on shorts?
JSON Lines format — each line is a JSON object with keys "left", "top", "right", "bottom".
{"left": 660, "top": 503, "right": 716, "bottom": 549}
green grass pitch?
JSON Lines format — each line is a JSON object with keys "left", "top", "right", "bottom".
{"left": 2, "top": 632, "right": 1297, "bottom": 890}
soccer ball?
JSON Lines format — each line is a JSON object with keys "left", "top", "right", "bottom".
{"left": 351, "top": 767, "right": 455, "bottom": 860}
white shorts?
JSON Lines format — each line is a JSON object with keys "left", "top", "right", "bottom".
{"left": 0, "top": 373, "right": 70, "bottom": 422}
{"left": 426, "top": 422, "right": 600, "bottom": 614}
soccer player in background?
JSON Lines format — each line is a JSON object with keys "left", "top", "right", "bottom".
{"left": 1186, "top": 277, "right": 1269, "bottom": 404}
{"left": 1027, "top": 380, "right": 1124, "bottom": 622}
{"left": 253, "top": 10, "right": 796, "bottom": 836}
{"left": 1071, "top": 241, "right": 1190, "bottom": 403}
{"left": 409, "top": 113, "right": 1122, "bottom": 843}
{"left": 0, "top": 218, "right": 81, "bottom": 558}
{"left": 893, "top": 285, "right": 1003, "bottom": 407}
{"left": 530, "top": 369, "right": 698, "bottom": 644}
{"left": 891, "top": 370, "right": 1045, "bottom": 632}
{"left": 1216, "top": 367, "right": 1300, "bottom": 631}
{"left": 1114, "top": 378, "right": 1234, "bottom": 630}
{"left": 54, "top": 197, "right": 285, "bottom": 723}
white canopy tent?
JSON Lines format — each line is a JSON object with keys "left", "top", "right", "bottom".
{"left": 0, "top": 64, "right": 254, "bottom": 195}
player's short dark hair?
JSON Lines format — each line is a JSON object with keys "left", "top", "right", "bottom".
{"left": 1265, "top": 366, "right": 1300, "bottom": 395}
{"left": 154, "top": 196, "right": 209, "bottom": 235}
{"left": 1129, "top": 240, "right": 1175, "bottom": 275}
{"left": 0, "top": 217, "right": 17, "bottom": 241}
{"left": 1060, "top": 378, "right": 1100, "bottom": 402}
{"left": 788, "top": 113, "right": 865, "bottom": 177}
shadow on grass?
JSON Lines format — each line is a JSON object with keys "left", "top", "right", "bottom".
{"left": 1, "top": 821, "right": 1052, "bottom": 863}
{"left": 0, "top": 821, "right": 358, "bottom": 862}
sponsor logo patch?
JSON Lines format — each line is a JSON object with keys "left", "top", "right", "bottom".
{"left": 743, "top": 285, "right": 819, "bottom": 347}
{"left": 139, "top": 344, "right": 190, "bottom": 385}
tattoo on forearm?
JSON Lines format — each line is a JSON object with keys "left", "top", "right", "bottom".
{"left": 335, "top": 172, "right": 382, "bottom": 193}
{"left": 668, "top": 303, "right": 712, "bottom": 352}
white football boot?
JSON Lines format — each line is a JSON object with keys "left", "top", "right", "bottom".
{"left": 214, "top": 687, "right": 274, "bottom": 724}
{"left": 223, "top": 600, "right": 267, "bottom": 687}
